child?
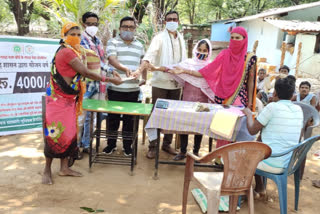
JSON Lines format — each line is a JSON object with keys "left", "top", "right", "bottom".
{"left": 150, "top": 39, "right": 213, "bottom": 160}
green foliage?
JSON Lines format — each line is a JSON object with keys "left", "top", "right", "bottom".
{"left": 177, "top": 0, "right": 320, "bottom": 24}
{"left": 0, "top": 0, "right": 14, "bottom": 28}
{"left": 0, "top": 0, "right": 319, "bottom": 36}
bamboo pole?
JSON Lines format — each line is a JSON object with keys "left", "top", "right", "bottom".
{"left": 253, "top": 40, "right": 259, "bottom": 54}
{"left": 295, "top": 42, "right": 302, "bottom": 78}
{"left": 280, "top": 41, "right": 286, "bottom": 67}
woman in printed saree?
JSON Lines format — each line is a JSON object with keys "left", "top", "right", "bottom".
{"left": 42, "top": 22, "right": 121, "bottom": 184}
{"left": 170, "top": 26, "right": 257, "bottom": 149}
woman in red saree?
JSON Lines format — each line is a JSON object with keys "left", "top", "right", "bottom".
{"left": 171, "top": 26, "right": 257, "bottom": 149}
{"left": 42, "top": 22, "right": 121, "bottom": 184}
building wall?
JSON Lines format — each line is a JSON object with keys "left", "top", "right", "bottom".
{"left": 295, "top": 34, "right": 320, "bottom": 78}
{"left": 210, "top": 22, "right": 236, "bottom": 41}
{"left": 239, "top": 19, "right": 285, "bottom": 72}
{"left": 238, "top": 19, "right": 320, "bottom": 77}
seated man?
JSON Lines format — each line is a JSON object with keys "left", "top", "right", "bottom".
{"left": 292, "top": 81, "right": 317, "bottom": 107}
{"left": 242, "top": 76, "right": 303, "bottom": 196}
{"left": 256, "top": 68, "right": 267, "bottom": 93}
{"left": 258, "top": 65, "right": 290, "bottom": 105}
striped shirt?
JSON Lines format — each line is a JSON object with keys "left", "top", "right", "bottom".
{"left": 106, "top": 36, "right": 144, "bottom": 92}
{"left": 257, "top": 100, "right": 303, "bottom": 168}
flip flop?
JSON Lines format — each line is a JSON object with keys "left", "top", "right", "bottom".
{"left": 312, "top": 180, "right": 320, "bottom": 188}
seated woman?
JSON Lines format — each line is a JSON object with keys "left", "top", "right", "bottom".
{"left": 42, "top": 22, "right": 122, "bottom": 184}
{"left": 170, "top": 27, "right": 257, "bottom": 149}
{"left": 149, "top": 39, "right": 213, "bottom": 160}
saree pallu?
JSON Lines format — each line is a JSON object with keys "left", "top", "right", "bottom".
{"left": 44, "top": 94, "right": 78, "bottom": 158}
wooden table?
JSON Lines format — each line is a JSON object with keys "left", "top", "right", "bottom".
{"left": 83, "top": 99, "right": 153, "bottom": 174}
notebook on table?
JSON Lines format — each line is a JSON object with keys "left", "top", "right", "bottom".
{"left": 210, "top": 108, "right": 244, "bottom": 139}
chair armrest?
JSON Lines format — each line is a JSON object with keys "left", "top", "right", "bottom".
{"left": 187, "top": 150, "right": 220, "bottom": 163}
{"left": 186, "top": 152, "right": 201, "bottom": 161}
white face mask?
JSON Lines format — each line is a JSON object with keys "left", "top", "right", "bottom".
{"left": 166, "top": 22, "right": 178, "bottom": 32}
{"left": 86, "top": 26, "right": 98, "bottom": 37}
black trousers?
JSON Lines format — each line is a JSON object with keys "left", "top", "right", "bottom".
{"left": 179, "top": 134, "right": 202, "bottom": 154}
{"left": 107, "top": 89, "right": 140, "bottom": 149}
{"left": 151, "top": 86, "right": 181, "bottom": 147}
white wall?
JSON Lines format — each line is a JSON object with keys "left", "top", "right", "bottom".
{"left": 295, "top": 34, "right": 320, "bottom": 78}
{"left": 239, "top": 19, "right": 320, "bottom": 77}
{"left": 239, "top": 19, "right": 284, "bottom": 72}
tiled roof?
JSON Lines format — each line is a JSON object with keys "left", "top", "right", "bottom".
{"left": 224, "top": 1, "right": 320, "bottom": 23}
{"left": 265, "top": 19, "right": 320, "bottom": 32}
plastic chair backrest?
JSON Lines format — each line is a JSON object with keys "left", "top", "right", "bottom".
{"left": 218, "top": 142, "right": 271, "bottom": 192}
{"left": 293, "top": 102, "right": 320, "bottom": 139}
{"left": 287, "top": 135, "right": 320, "bottom": 176}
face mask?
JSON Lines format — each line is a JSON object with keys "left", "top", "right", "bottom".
{"left": 195, "top": 52, "right": 208, "bottom": 60}
{"left": 120, "top": 31, "right": 134, "bottom": 41}
{"left": 166, "top": 22, "right": 178, "bottom": 32}
{"left": 86, "top": 26, "right": 98, "bottom": 37}
{"left": 229, "top": 38, "right": 245, "bottom": 54}
{"left": 64, "top": 35, "right": 81, "bottom": 51}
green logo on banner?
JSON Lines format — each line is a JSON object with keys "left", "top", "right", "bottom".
{"left": 13, "top": 45, "right": 22, "bottom": 53}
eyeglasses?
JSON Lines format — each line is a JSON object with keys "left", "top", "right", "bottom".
{"left": 166, "top": 18, "right": 178, "bottom": 22}
{"left": 85, "top": 22, "right": 99, "bottom": 27}
{"left": 120, "top": 25, "right": 136, "bottom": 31}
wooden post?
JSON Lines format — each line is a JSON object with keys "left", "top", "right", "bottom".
{"left": 112, "top": 29, "right": 117, "bottom": 38}
{"left": 280, "top": 42, "right": 286, "bottom": 67}
{"left": 253, "top": 40, "right": 259, "bottom": 54}
{"left": 188, "top": 40, "right": 193, "bottom": 58}
{"left": 295, "top": 42, "right": 302, "bottom": 78}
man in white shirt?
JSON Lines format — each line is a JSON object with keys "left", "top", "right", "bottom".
{"left": 257, "top": 68, "right": 266, "bottom": 93}
{"left": 243, "top": 76, "right": 303, "bottom": 195}
{"left": 133, "top": 11, "right": 187, "bottom": 159}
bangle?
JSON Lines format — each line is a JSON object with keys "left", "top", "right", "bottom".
{"left": 101, "top": 75, "right": 106, "bottom": 82}
{"left": 164, "top": 68, "right": 169, "bottom": 72}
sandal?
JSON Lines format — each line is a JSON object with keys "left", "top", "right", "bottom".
{"left": 173, "top": 153, "right": 186, "bottom": 161}
{"left": 68, "top": 157, "right": 75, "bottom": 167}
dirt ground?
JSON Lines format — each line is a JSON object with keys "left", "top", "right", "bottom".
{"left": 0, "top": 124, "right": 320, "bottom": 214}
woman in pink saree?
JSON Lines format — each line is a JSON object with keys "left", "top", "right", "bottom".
{"left": 171, "top": 27, "right": 257, "bottom": 149}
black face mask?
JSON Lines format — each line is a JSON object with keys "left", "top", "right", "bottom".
{"left": 196, "top": 52, "right": 208, "bottom": 60}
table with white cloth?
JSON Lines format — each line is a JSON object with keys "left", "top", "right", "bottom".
{"left": 145, "top": 99, "right": 255, "bottom": 178}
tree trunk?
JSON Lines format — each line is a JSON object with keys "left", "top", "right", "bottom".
{"left": 133, "top": 0, "right": 150, "bottom": 24}
{"left": 9, "top": 0, "right": 34, "bottom": 36}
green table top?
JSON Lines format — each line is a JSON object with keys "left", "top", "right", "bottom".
{"left": 83, "top": 99, "right": 153, "bottom": 116}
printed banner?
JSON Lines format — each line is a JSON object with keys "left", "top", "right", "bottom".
{"left": 0, "top": 36, "right": 59, "bottom": 135}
